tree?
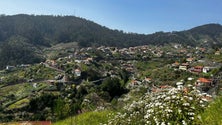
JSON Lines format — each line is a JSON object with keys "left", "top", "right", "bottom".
{"left": 100, "top": 77, "right": 126, "bottom": 99}
{"left": 53, "top": 98, "right": 70, "bottom": 120}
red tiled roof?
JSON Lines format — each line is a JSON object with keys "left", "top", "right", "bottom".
{"left": 197, "top": 78, "right": 212, "bottom": 83}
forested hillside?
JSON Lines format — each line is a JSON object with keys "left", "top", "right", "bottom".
{"left": 0, "top": 14, "right": 222, "bottom": 68}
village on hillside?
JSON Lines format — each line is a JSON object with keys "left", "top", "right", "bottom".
{"left": 1, "top": 44, "right": 222, "bottom": 123}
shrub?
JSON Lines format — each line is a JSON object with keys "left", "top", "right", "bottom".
{"left": 107, "top": 85, "right": 209, "bottom": 125}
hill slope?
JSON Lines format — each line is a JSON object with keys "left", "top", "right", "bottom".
{"left": 0, "top": 14, "right": 222, "bottom": 68}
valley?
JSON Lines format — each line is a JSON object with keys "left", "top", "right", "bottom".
{"left": 0, "top": 43, "right": 222, "bottom": 124}
{"left": 0, "top": 15, "right": 222, "bottom": 124}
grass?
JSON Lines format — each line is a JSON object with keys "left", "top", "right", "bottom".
{"left": 201, "top": 96, "right": 222, "bottom": 125}
{"left": 7, "top": 98, "right": 30, "bottom": 110}
{"left": 54, "top": 110, "right": 115, "bottom": 125}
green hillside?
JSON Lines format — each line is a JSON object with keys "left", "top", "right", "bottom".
{"left": 0, "top": 14, "right": 222, "bottom": 68}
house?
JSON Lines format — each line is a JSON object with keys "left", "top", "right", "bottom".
{"left": 179, "top": 63, "right": 189, "bottom": 71}
{"left": 74, "top": 69, "right": 81, "bottom": 77}
{"left": 203, "top": 66, "right": 216, "bottom": 73}
{"left": 186, "top": 58, "right": 194, "bottom": 62}
{"left": 195, "top": 78, "right": 213, "bottom": 88}
{"left": 6, "top": 65, "right": 15, "bottom": 71}
{"left": 172, "top": 61, "right": 179, "bottom": 68}
{"left": 191, "top": 66, "right": 203, "bottom": 73}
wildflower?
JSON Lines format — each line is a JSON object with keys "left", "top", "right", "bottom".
{"left": 164, "top": 96, "right": 171, "bottom": 101}
{"left": 189, "top": 97, "right": 193, "bottom": 100}
{"left": 144, "top": 114, "right": 150, "bottom": 119}
{"left": 166, "top": 109, "right": 173, "bottom": 113}
{"left": 182, "top": 120, "right": 187, "bottom": 125}
{"left": 188, "top": 112, "right": 195, "bottom": 116}
{"left": 200, "top": 100, "right": 203, "bottom": 104}
{"left": 183, "top": 102, "right": 190, "bottom": 106}
{"left": 171, "top": 95, "right": 176, "bottom": 99}
{"left": 161, "top": 122, "right": 166, "bottom": 125}
{"left": 106, "top": 84, "right": 209, "bottom": 125}
{"left": 190, "top": 117, "right": 194, "bottom": 120}
{"left": 187, "top": 84, "right": 192, "bottom": 87}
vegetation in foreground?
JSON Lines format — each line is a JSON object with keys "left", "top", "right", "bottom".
{"left": 54, "top": 86, "right": 222, "bottom": 125}
{"left": 201, "top": 96, "right": 222, "bottom": 125}
{"left": 54, "top": 110, "right": 115, "bottom": 125}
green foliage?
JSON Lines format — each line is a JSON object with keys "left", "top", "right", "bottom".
{"left": 118, "top": 69, "right": 130, "bottom": 84}
{"left": 7, "top": 98, "right": 29, "bottom": 110}
{"left": 0, "top": 82, "right": 50, "bottom": 110}
{"left": 28, "top": 94, "right": 58, "bottom": 120}
{"left": 1, "top": 74, "right": 23, "bottom": 85}
{"left": 53, "top": 98, "right": 70, "bottom": 120}
{"left": 201, "top": 96, "right": 222, "bottom": 125}
{"left": 100, "top": 77, "right": 127, "bottom": 99}
{"left": 76, "top": 85, "right": 88, "bottom": 98}
{"left": 80, "top": 68, "right": 101, "bottom": 82}
{"left": 0, "top": 15, "right": 221, "bottom": 68}
{"left": 24, "top": 64, "right": 59, "bottom": 79}
{"left": 0, "top": 36, "right": 44, "bottom": 69}
{"left": 54, "top": 110, "right": 115, "bottom": 125}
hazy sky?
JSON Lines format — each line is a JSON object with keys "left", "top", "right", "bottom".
{"left": 0, "top": 0, "right": 221, "bottom": 34}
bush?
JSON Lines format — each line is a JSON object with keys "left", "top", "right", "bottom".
{"left": 107, "top": 85, "right": 209, "bottom": 125}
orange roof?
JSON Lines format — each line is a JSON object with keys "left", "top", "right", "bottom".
{"left": 197, "top": 78, "right": 211, "bottom": 83}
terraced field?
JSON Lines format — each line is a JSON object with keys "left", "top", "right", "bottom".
{"left": 0, "top": 82, "right": 51, "bottom": 110}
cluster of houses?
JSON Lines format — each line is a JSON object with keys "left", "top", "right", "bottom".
{"left": 124, "top": 44, "right": 222, "bottom": 93}
{"left": 5, "top": 44, "right": 220, "bottom": 94}
{"left": 172, "top": 61, "right": 217, "bottom": 74}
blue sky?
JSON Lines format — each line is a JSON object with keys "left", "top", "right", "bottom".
{"left": 0, "top": 0, "right": 221, "bottom": 34}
